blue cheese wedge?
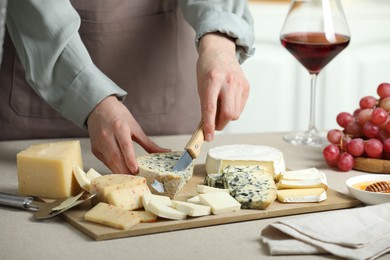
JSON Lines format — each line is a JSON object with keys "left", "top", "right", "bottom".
{"left": 137, "top": 152, "right": 194, "bottom": 198}
{"left": 205, "top": 144, "right": 286, "bottom": 179}
{"left": 204, "top": 173, "right": 225, "bottom": 189}
{"left": 277, "top": 188, "right": 327, "bottom": 203}
{"left": 223, "top": 165, "right": 277, "bottom": 210}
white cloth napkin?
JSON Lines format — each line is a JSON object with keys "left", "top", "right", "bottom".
{"left": 261, "top": 203, "right": 390, "bottom": 260}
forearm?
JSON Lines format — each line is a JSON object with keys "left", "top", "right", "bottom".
{"left": 179, "top": 0, "right": 255, "bottom": 64}
{"left": 6, "top": 0, "right": 126, "bottom": 128}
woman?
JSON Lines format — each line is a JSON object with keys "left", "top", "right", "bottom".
{"left": 1, "top": 0, "right": 255, "bottom": 174}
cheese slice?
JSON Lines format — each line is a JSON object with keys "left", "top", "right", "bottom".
{"left": 187, "top": 195, "right": 201, "bottom": 204}
{"left": 145, "top": 201, "right": 187, "bottom": 220}
{"left": 86, "top": 168, "right": 102, "bottom": 180}
{"left": 205, "top": 144, "right": 286, "bottom": 179}
{"left": 198, "top": 192, "right": 241, "bottom": 215}
{"left": 73, "top": 166, "right": 91, "bottom": 192}
{"left": 90, "top": 174, "right": 146, "bottom": 203}
{"left": 142, "top": 193, "right": 172, "bottom": 208}
{"left": 277, "top": 188, "right": 327, "bottom": 203}
{"left": 106, "top": 183, "right": 151, "bottom": 210}
{"left": 137, "top": 152, "right": 195, "bottom": 198}
{"left": 17, "top": 140, "right": 82, "bottom": 198}
{"left": 129, "top": 210, "right": 158, "bottom": 223}
{"left": 172, "top": 200, "right": 211, "bottom": 217}
{"left": 85, "top": 202, "right": 140, "bottom": 230}
{"left": 277, "top": 169, "right": 328, "bottom": 190}
{"left": 223, "top": 165, "right": 276, "bottom": 210}
{"left": 196, "top": 185, "right": 229, "bottom": 194}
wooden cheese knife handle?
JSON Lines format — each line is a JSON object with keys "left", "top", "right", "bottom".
{"left": 185, "top": 121, "right": 204, "bottom": 159}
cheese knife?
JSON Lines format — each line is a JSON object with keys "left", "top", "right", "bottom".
{"left": 172, "top": 121, "right": 205, "bottom": 172}
{"left": 0, "top": 191, "right": 95, "bottom": 220}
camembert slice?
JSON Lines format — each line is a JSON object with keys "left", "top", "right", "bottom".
{"left": 277, "top": 168, "right": 328, "bottom": 190}
{"left": 277, "top": 188, "right": 327, "bottom": 203}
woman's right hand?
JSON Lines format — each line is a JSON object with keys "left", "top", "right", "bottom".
{"left": 86, "top": 95, "right": 170, "bottom": 174}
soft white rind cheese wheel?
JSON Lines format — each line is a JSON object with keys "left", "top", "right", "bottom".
{"left": 205, "top": 145, "right": 286, "bottom": 178}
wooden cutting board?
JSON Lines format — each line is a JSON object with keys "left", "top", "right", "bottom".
{"left": 353, "top": 157, "right": 390, "bottom": 174}
{"left": 62, "top": 164, "right": 362, "bottom": 241}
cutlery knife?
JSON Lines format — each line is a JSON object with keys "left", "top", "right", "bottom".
{"left": 172, "top": 121, "right": 204, "bottom": 172}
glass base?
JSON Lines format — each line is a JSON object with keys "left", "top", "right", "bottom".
{"left": 283, "top": 130, "right": 327, "bottom": 147}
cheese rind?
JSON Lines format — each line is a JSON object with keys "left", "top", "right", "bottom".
{"left": 137, "top": 152, "right": 195, "bottom": 198}
{"left": 223, "top": 165, "right": 276, "bottom": 210}
{"left": 205, "top": 144, "right": 286, "bottom": 179}
{"left": 85, "top": 202, "right": 140, "bottom": 230}
{"left": 106, "top": 183, "right": 151, "bottom": 210}
{"left": 90, "top": 174, "right": 146, "bottom": 203}
{"left": 277, "top": 188, "right": 327, "bottom": 203}
{"left": 17, "top": 140, "right": 83, "bottom": 198}
{"left": 198, "top": 192, "right": 241, "bottom": 215}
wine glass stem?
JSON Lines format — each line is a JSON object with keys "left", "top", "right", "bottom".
{"left": 308, "top": 73, "right": 318, "bottom": 134}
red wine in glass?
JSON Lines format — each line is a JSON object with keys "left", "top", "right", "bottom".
{"left": 281, "top": 32, "right": 350, "bottom": 74}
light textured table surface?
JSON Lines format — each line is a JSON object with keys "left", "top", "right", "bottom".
{"left": 0, "top": 132, "right": 388, "bottom": 260}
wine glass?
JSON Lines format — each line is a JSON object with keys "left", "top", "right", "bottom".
{"left": 280, "top": 0, "right": 350, "bottom": 146}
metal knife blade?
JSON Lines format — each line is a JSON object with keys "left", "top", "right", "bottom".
{"left": 173, "top": 121, "right": 204, "bottom": 172}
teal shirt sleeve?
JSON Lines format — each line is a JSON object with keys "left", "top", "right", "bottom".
{"left": 6, "top": 0, "right": 127, "bottom": 129}
{"left": 179, "top": 0, "right": 256, "bottom": 64}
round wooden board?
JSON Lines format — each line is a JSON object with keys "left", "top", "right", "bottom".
{"left": 353, "top": 157, "right": 390, "bottom": 174}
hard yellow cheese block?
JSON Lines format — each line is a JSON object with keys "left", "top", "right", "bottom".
{"left": 85, "top": 202, "right": 140, "bottom": 230}
{"left": 17, "top": 140, "right": 82, "bottom": 199}
{"left": 90, "top": 174, "right": 146, "bottom": 203}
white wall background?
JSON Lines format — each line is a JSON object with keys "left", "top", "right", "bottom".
{"left": 221, "top": 0, "right": 390, "bottom": 135}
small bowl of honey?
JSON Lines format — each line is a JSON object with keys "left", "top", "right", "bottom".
{"left": 346, "top": 174, "right": 390, "bottom": 205}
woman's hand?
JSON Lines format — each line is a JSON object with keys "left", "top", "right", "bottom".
{"left": 197, "top": 33, "right": 250, "bottom": 142}
{"left": 87, "top": 96, "right": 170, "bottom": 174}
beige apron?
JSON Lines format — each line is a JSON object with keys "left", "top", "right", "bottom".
{"left": 0, "top": 0, "right": 200, "bottom": 141}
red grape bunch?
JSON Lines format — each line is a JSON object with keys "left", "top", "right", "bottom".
{"left": 323, "top": 82, "right": 390, "bottom": 171}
